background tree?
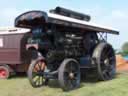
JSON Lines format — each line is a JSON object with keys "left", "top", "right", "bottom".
{"left": 121, "top": 42, "right": 128, "bottom": 56}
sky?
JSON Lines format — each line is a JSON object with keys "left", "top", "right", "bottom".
{"left": 0, "top": 0, "right": 128, "bottom": 49}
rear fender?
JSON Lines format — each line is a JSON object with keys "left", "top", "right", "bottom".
{"left": 26, "top": 44, "right": 39, "bottom": 50}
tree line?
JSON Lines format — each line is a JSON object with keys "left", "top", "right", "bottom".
{"left": 117, "top": 42, "right": 128, "bottom": 56}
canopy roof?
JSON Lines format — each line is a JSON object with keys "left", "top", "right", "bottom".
{"left": 15, "top": 11, "right": 119, "bottom": 35}
{"left": 48, "top": 13, "right": 119, "bottom": 35}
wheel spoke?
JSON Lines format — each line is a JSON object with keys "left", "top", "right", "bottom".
{"left": 64, "top": 69, "right": 69, "bottom": 73}
{"left": 106, "top": 71, "right": 112, "bottom": 78}
{"left": 108, "top": 65, "right": 113, "bottom": 70}
{"left": 36, "top": 78, "right": 40, "bottom": 86}
{"left": 39, "top": 77, "right": 42, "bottom": 85}
{"left": 33, "top": 76, "right": 40, "bottom": 84}
{"left": 70, "top": 80, "right": 74, "bottom": 88}
{"left": 40, "top": 76, "right": 45, "bottom": 85}
{"left": 106, "top": 49, "right": 111, "bottom": 56}
{"left": 102, "top": 69, "right": 107, "bottom": 75}
{"left": 109, "top": 57, "right": 115, "bottom": 64}
{"left": 38, "top": 62, "right": 42, "bottom": 71}
{"left": 34, "top": 76, "right": 44, "bottom": 86}
{"left": 69, "top": 62, "right": 74, "bottom": 72}
{"left": 65, "top": 64, "right": 70, "bottom": 72}
{"left": 72, "top": 79, "right": 77, "bottom": 87}
{"left": 102, "top": 48, "right": 111, "bottom": 61}
{"left": 73, "top": 72, "right": 79, "bottom": 75}
{"left": 109, "top": 56, "right": 115, "bottom": 60}
{"left": 101, "top": 47, "right": 108, "bottom": 59}
{"left": 104, "top": 47, "right": 110, "bottom": 55}
{"left": 64, "top": 72, "right": 69, "bottom": 80}
{"left": 72, "top": 68, "right": 78, "bottom": 73}
{"left": 33, "top": 66, "right": 39, "bottom": 72}
{"left": 74, "top": 74, "right": 80, "bottom": 81}
{"left": 40, "top": 62, "right": 43, "bottom": 69}
{"left": 68, "top": 80, "right": 73, "bottom": 89}
{"left": 103, "top": 71, "right": 109, "bottom": 79}
{"left": 32, "top": 72, "right": 38, "bottom": 78}
{"left": 42, "top": 77, "right": 45, "bottom": 84}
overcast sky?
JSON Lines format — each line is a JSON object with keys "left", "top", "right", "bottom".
{"left": 0, "top": 0, "right": 127, "bottom": 49}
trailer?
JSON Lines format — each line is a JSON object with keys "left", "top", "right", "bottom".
{"left": 13, "top": 7, "right": 120, "bottom": 91}
{"left": 0, "top": 27, "right": 30, "bottom": 79}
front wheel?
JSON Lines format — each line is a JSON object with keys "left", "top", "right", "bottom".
{"left": 27, "top": 58, "right": 48, "bottom": 88}
{"left": 58, "top": 59, "right": 80, "bottom": 91}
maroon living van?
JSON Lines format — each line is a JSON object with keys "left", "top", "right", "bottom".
{"left": 0, "top": 27, "right": 30, "bottom": 79}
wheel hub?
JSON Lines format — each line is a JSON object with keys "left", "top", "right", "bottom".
{"left": 69, "top": 72, "right": 74, "bottom": 79}
{"left": 104, "top": 59, "right": 109, "bottom": 66}
{"left": 0, "top": 69, "right": 6, "bottom": 78}
{"left": 37, "top": 71, "right": 44, "bottom": 76}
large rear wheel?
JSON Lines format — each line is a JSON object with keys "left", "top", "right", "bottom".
{"left": 92, "top": 43, "right": 116, "bottom": 81}
{"left": 58, "top": 59, "right": 80, "bottom": 91}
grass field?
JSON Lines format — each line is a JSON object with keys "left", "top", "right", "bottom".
{"left": 0, "top": 72, "right": 128, "bottom": 96}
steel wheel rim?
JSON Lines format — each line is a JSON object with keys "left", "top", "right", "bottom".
{"left": 99, "top": 45, "right": 116, "bottom": 80}
{"left": 63, "top": 61, "right": 80, "bottom": 89}
{"left": 0, "top": 68, "right": 8, "bottom": 78}
{"left": 32, "top": 60, "right": 46, "bottom": 87}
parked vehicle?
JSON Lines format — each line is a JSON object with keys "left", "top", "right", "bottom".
{"left": 0, "top": 27, "right": 30, "bottom": 79}
{"left": 6, "top": 7, "right": 119, "bottom": 91}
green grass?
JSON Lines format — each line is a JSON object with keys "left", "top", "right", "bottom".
{"left": 1, "top": 72, "right": 128, "bottom": 96}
